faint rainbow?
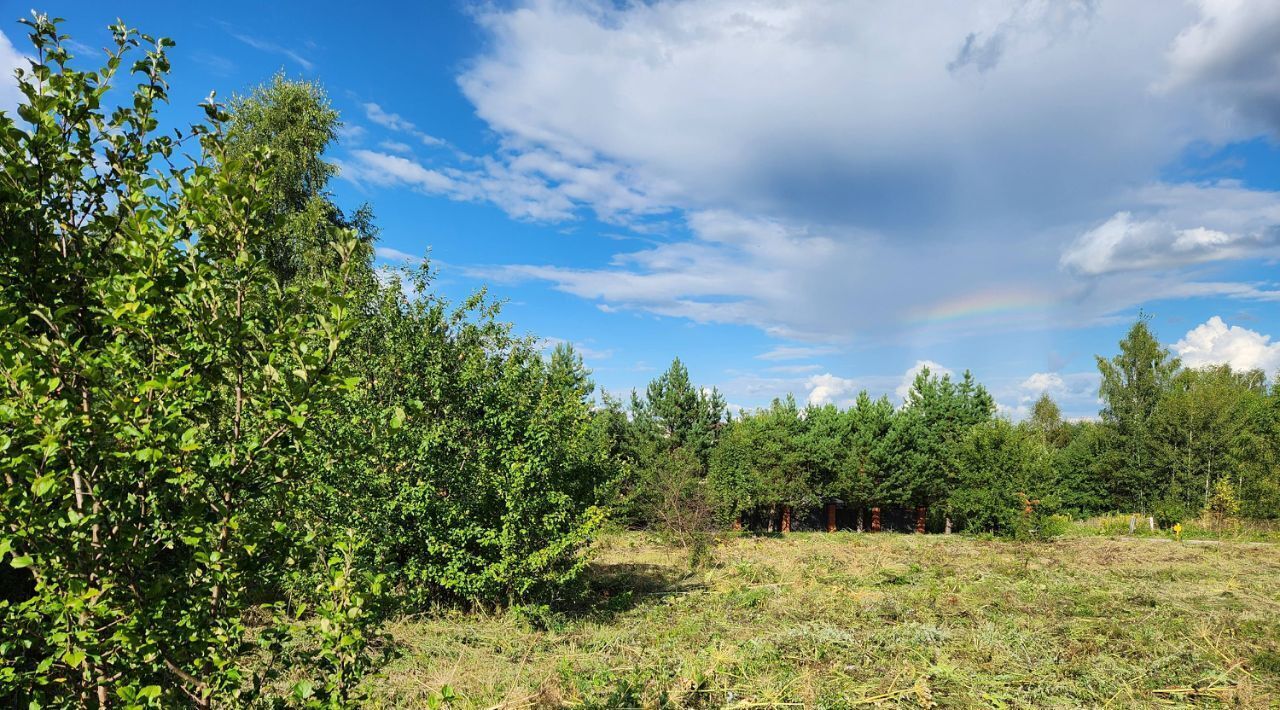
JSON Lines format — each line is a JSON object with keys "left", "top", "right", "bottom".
{"left": 907, "top": 289, "right": 1054, "bottom": 325}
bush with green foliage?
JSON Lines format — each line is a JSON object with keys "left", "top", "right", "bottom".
{"left": 301, "top": 276, "right": 614, "bottom": 607}
{"left": 949, "top": 420, "right": 1053, "bottom": 536}
{"left": 0, "top": 17, "right": 358, "bottom": 704}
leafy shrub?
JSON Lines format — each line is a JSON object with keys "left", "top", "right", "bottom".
{"left": 0, "top": 17, "right": 358, "bottom": 704}
{"left": 1152, "top": 497, "right": 1191, "bottom": 528}
{"left": 300, "top": 281, "right": 615, "bottom": 608}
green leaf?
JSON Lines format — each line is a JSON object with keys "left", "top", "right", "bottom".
{"left": 31, "top": 475, "right": 55, "bottom": 497}
{"left": 10, "top": 555, "right": 33, "bottom": 569}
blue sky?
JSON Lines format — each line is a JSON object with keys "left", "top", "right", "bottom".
{"left": 5, "top": 0, "right": 1280, "bottom": 419}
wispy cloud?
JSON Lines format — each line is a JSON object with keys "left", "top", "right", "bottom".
{"left": 537, "top": 336, "right": 615, "bottom": 361}
{"left": 374, "top": 246, "right": 426, "bottom": 264}
{"left": 228, "top": 29, "right": 314, "bottom": 71}
{"left": 757, "top": 345, "right": 838, "bottom": 361}
{"left": 364, "top": 103, "right": 446, "bottom": 148}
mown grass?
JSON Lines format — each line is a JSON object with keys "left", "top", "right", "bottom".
{"left": 364, "top": 532, "right": 1280, "bottom": 708}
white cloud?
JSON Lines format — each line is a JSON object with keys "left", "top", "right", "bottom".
{"left": 339, "top": 149, "right": 458, "bottom": 192}
{"left": 896, "top": 360, "right": 953, "bottom": 401}
{"left": 378, "top": 139, "right": 413, "bottom": 155}
{"left": 1020, "top": 372, "right": 1066, "bottom": 395}
{"left": 364, "top": 102, "right": 445, "bottom": 147}
{"left": 805, "top": 373, "right": 859, "bottom": 406}
{"left": 0, "top": 29, "right": 28, "bottom": 117}
{"left": 803, "top": 359, "right": 960, "bottom": 408}
{"left": 229, "top": 31, "right": 313, "bottom": 71}
{"left": 963, "top": 369, "right": 1103, "bottom": 422}
{"left": 757, "top": 345, "right": 837, "bottom": 361}
{"left": 1060, "top": 182, "right": 1280, "bottom": 275}
{"left": 1174, "top": 316, "right": 1280, "bottom": 373}
{"left": 374, "top": 246, "right": 425, "bottom": 264}
{"left": 538, "top": 336, "right": 615, "bottom": 361}
{"left": 337, "top": 2, "right": 1280, "bottom": 346}
{"left": 459, "top": 0, "right": 1204, "bottom": 232}
{"left": 426, "top": 1, "right": 1280, "bottom": 342}
{"left": 336, "top": 124, "right": 366, "bottom": 144}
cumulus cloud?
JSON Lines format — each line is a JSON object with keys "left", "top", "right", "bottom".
{"left": 804, "top": 359, "right": 960, "bottom": 407}
{"left": 805, "top": 373, "right": 859, "bottom": 406}
{"left": 338, "top": 1, "right": 1280, "bottom": 345}
{"left": 423, "top": 0, "right": 1280, "bottom": 342}
{"left": 1162, "top": 0, "right": 1280, "bottom": 133}
{"left": 459, "top": 0, "right": 1198, "bottom": 233}
{"left": 982, "top": 370, "right": 1101, "bottom": 421}
{"left": 1020, "top": 372, "right": 1066, "bottom": 395}
{"left": 1174, "top": 316, "right": 1280, "bottom": 373}
{"left": 1061, "top": 182, "right": 1280, "bottom": 275}
{"left": 896, "top": 360, "right": 953, "bottom": 401}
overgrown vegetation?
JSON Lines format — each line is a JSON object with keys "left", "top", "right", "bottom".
{"left": 361, "top": 531, "right": 1280, "bottom": 707}
{"left": 0, "top": 17, "right": 609, "bottom": 705}
{"left": 2, "top": 14, "right": 1279, "bottom": 707}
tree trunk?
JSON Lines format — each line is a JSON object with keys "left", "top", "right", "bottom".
{"left": 870, "top": 507, "right": 881, "bottom": 532}
{"left": 915, "top": 506, "right": 927, "bottom": 534}
{"left": 826, "top": 503, "right": 837, "bottom": 532}
{"left": 944, "top": 516, "right": 952, "bottom": 534}
{"left": 781, "top": 505, "right": 792, "bottom": 533}
{"left": 732, "top": 515, "right": 742, "bottom": 532}
{"left": 768, "top": 505, "right": 777, "bottom": 533}
{"left": 856, "top": 509, "right": 864, "bottom": 533}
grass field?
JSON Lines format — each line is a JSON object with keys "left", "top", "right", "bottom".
{"left": 365, "top": 531, "right": 1280, "bottom": 708}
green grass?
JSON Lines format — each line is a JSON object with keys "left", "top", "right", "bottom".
{"left": 363, "top": 532, "right": 1280, "bottom": 708}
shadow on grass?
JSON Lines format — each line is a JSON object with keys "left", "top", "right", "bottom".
{"left": 560, "top": 560, "right": 706, "bottom": 622}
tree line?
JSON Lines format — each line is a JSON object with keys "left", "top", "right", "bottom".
{"left": 610, "top": 319, "right": 1279, "bottom": 543}
{"left": 1, "top": 17, "right": 1278, "bottom": 707}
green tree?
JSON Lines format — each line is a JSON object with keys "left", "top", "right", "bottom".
{"left": 1096, "top": 316, "right": 1181, "bottom": 510}
{"left": 224, "top": 73, "right": 375, "bottom": 287}
{"left": 1051, "top": 421, "right": 1111, "bottom": 516}
{"left": 631, "top": 357, "right": 725, "bottom": 464}
{"left": 881, "top": 368, "right": 995, "bottom": 518}
{"left": 1027, "top": 393, "right": 1069, "bottom": 448}
{"left": 950, "top": 420, "right": 1055, "bottom": 536}
{"left": 832, "top": 392, "right": 895, "bottom": 521}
